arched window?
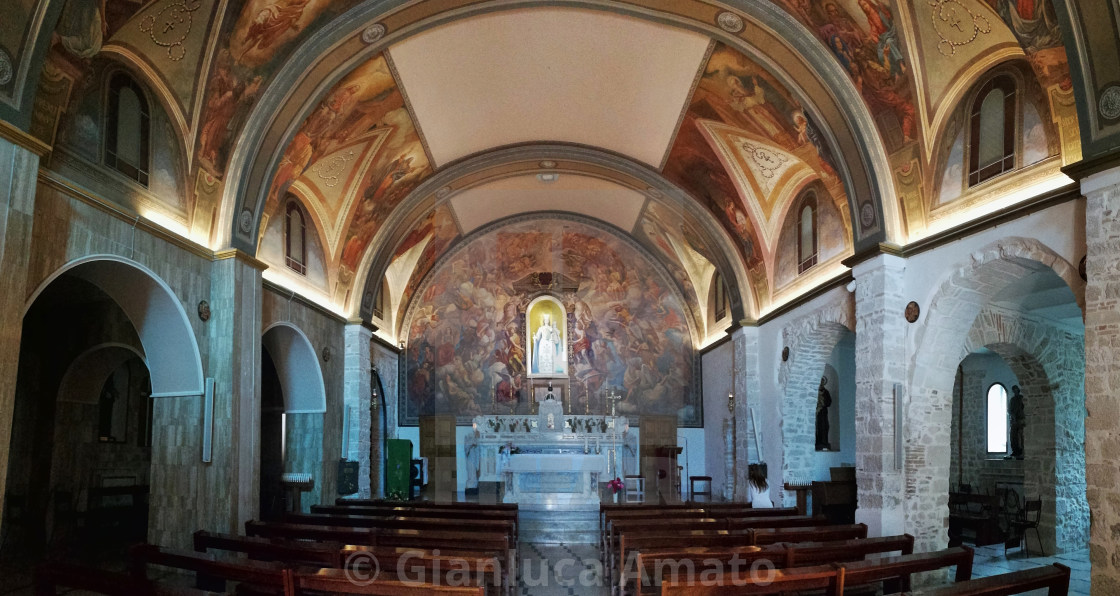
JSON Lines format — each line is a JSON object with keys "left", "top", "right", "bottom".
{"left": 712, "top": 272, "right": 727, "bottom": 321}
{"left": 797, "top": 194, "right": 817, "bottom": 274}
{"left": 104, "top": 73, "right": 151, "bottom": 186}
{"left": 285, "top": 201, "right": 307, "bottom": 275}
{"left": 986, "top": 383, "right": 1008, "bottom": 454}
{"left": 969, "top": 76, "right": 1016, "bottom": 186}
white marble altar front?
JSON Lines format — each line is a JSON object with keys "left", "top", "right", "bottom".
{"left": 504, "top": 453, "right": 606, "bottom": 506}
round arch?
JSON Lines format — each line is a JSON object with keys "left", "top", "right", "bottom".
{"left": 217, "top": 0, "right": 898, "bottom": 267}
{"left": 24, "top": 256, "right": 205, "bottom": 399}
{"left": 262, "top": 322, "right": 327, "bottom": 413}
{"left": 905, "top": 237, "right": 1085, "bottom": 554}
{"left": 57, "top": 343, "right": 146, "bottom": 405}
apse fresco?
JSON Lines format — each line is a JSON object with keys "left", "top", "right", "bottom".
{"left": 392, "top": 204, "right": 461, "bottom": 324}
{"left": 663, "top": 43, "right": 843, "bottom": 270}
{"left": 197, "top": 0, "right": 363, "bottom": 175}
{"left": 260, "top": 54, "right": 432, "bottom": 277}
{"left": 402, "top": 219, "right": 700, "bottom": 427}
{"left": 774, "top": 0, "right": 916, "bottom": 143}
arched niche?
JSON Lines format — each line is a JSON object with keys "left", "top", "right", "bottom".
{"left": 262, "top": 323, "right": 327, "bottom": 413}
{"left": 24, "top": 256, "right": 204, "bottom": 398}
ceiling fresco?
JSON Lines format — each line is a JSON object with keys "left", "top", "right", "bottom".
{"left": 9, "top": 0, "right": 1104, "bottom": 334}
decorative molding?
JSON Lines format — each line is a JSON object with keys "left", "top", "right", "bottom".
{"left": 716, "top": 11, "right": 744, "bottom": 34}
{"left": 213, "top": 248, "right": 269, "bottom": 270}
{"left": 0, "top": 47, "right": 12, "bottom": 85}
{"left": 0, "top": 118, "right": 52, "bottom": 157}
{"left": 361, "top": 23, "right": 387, "bottom": 44}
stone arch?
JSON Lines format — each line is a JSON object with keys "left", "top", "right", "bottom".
{"left": 57, "top": 343, "right": 146, "bottom": 405}
{"left": 262, "top": 323, "right": 327, "bottom": 413}
{"left": 962, "top": 310, "right": 1088, "bottom": 554}
{"left": 906, "top": 237, "right": 1084, "bottom": 554}
{"left": 24, "top": 256, "right": 205, "bottom": 398}
{"left": 778, "top": 296, "right": 855, "bottom": 503}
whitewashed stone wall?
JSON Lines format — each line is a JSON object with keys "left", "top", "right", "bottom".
{"left": 1081, "top": 166, "right": 1120, "bottom": 594}
{"left": 949, "top": 356, "right": 1025, "bottom": 496}
{"left": 907, "top": 237, "right": 1083, "bottom": 555}
{"left": 343, "top": 324, "right": 373, "bottom": 497}
{"left": 778, "top": 298, "right": 855, "bottom": 504}
{"left": 731, "top": 326, "right": 761, "bottom": 501}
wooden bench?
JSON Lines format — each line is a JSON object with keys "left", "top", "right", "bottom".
{"left": 129, "top": 543, "right": 292, "bottom": 595}
{"left": 600, "top": 506, "right": 797, "bottom": 558}
{"left": 840, "top": 546, "right": 974, "bottom": 593}
{"left": 194, "top": 530, "right": 340, "bottom": 567}
{"left": 632, "top": 545, "right": 784, "bottom": 595}
{"left": 901, "top": 563, "right": 1070, "bottom": 596}
{"left": 285, "top": 512, "right": 517, "bottom": 551}
{"left": 312, "top": 505, "right": 519, "bottom": 537}
{"left": 780, "top": 534, "right": 914, "bottom": 567}
{"left": 34, "top": 561, "right": 219, "bottom": 596}
{"left": 751, "top": 523, "right": 868, "bottom": 545}
{"left": 245, "top": 520, "right": 374, "bottom": 544}
{"left": 341, "top": 544, "right": 504, "bottom": 596}
{"left": 335, "top": 498, "right": 517, "bottom": 512}
{"left": 659, "top": 563, "right": 843, "bottom": 595}
{"left": 290, "top": 567, "right": 487, "bottom": 595}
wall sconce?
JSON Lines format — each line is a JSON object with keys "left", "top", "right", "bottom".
{"left": 727, "top": 391, "right": 735, "bottom": 415}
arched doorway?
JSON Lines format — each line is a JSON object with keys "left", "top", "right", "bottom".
{"left": 908, "top": 239, "right": 1088, "bottom": 557}
{"left": 2, "top": 257, "right": 203, "bottom": 568}
{"left": 260, "top": 324, "right": 327, "bottom": 515}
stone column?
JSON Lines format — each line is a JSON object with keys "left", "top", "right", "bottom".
{"left": 731, "top": 326, "right": 760, "bottom": 501}
{"left": 1080, "top": 164, "right": 1120, "bottom": 593}
{"left": 0, "top": 130, "right": 46, "bottom": 539}
{"left": 344, "top": 323, "right": 374, "bottom": 497}
{"left": 851, "top": 254, "right": 907, "bottom": 540}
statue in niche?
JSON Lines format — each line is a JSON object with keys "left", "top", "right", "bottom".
{"left": 816, "top": 376, "right": 832, "bottom": 451}
{"left": 533, "top": 314, "right": 562, "bottom": 375}
{"left": 1008, "top": 385, "right": 1025, "bottom": 460}
{"left": 527, "top": 297, "right": 567, "bottom": 377}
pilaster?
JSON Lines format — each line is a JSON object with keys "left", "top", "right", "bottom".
{"left": 1080, "top": 163, "right": 1120, "bottom": 594}
{"left": 731, "top": 325, "right": 760, "bottom": 501}
{"left": 0, "top": 135, "right": 41, "bottom": 539}
{"left": 852, "top": 253, "right": 907, "bottom": 539}
{"left": 344, "top": 324, "right": 374, "bottom": 497}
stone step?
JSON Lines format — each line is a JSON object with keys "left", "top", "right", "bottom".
{"left": 519, "top": 507, "right": 600, "bottom": 545}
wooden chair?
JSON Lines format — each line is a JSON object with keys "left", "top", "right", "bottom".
{"left": 1008, "top": 497, "right": 1044, "bottom": 555}
{"left": 689, "top": 476, "right": 713, "bottom": 501}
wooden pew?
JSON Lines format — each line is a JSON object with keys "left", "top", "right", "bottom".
{"left": 34, "top": 561, "right": 220, "bottom": 596}
{"left": 901, "top": 563, "right": 1071, "bottom": 596}
{"left": 284, "top": 512, "right": 517, "bottom": 551}
{"left": 311, "top": 504, "right": 519, "bottom": 536}
{"left": 840, "top": 546, "right": 974, "bottom": 593}
{"left": 751, "top": 524, "right": 868, "bottom": 545}
{"left": 129, "top": 543, "right": 292, "bottom": 595}
{"left": 659, "top": 563, "right": 843, "bottom": 595}
{"left": 335, "top": 498, "right": 517, "bottom": 512}
{"left": 290, "top": 567, "right": 486, "bottom": 595}
{"left": 245, "top": 520, "right": 374, "bottom": 544}
{"left": 600, "top": 506, "right": 798, "bottom": 557}
{"left": 780, "top": 534, "right": 914, "bottom": 567}
{"left": 341, "top": 544, "right": 504, "bottom": 596}
{"left": 632, "top": 544, "right": 783, "bottom": 595}
{"left": 194, "top": 529, "right": 340, "bottom": 567}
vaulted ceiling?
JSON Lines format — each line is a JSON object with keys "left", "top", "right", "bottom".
{"left": 7, "top": 0, "right": 1093, "bottom": 344}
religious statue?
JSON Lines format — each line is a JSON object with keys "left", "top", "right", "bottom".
{"left": 1008, "top": 385, "right": 1025, "bottom": 460}
{"left": 533, "top": 313, "right": 563, "bottom": 375}
{"left": 816, "top": 376, "right": 832, "bottom": 451}
{"left": 464, "top": 425, "right": 480, "bottom": 491}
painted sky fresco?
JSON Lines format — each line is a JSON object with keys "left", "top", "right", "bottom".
{"left": 775, "top": 0, "right": 916, "bottom": 144}
{"left": 260, "top": 53, "right": 432, "bottom": 277}
{"left": 663, "top": 43, "right": 842, "bottom": 271}
{"left": 197, "top": 0, "right": 362, "bottom": 176}
{"left": 402, "top": 218, "right": 700, "bottom": 427}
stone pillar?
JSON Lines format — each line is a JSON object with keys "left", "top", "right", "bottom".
{"left": 344, "top": 323, "right": 374, "bottom": 497}
{"left": 0, "top": 130, "right": 46, "bottom": 539}
{"left": 852, "top": 254, "right": 907, "bottom": 540}
{"left": 731, "top": 326, "right": 760, "bottom": 501}
{"left": 1080, "top": 164, "right": 1120, "bottom": 593}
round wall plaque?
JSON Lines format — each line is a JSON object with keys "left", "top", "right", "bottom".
{"left": 781, "top": 346, "right": 790, "bottom": 362}
{"left": 904, "top": 300, "right": 920, "bottom": 323}
{"left": 197, "top": 300, "right": 211, "bottom": 322}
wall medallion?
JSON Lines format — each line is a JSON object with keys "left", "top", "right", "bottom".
{"left": 1100, "top": 85, "right": 1120, "bottom": 122}
{"left": 361, "top": 23, "right": 387, "bottom": 44}
{"left": 239, "top": 210, "right": 253, "bottom": 234}
{"left": 716, "top": 11, "right": 744, "bottom": 34}
{"left": 322, "top": 346, "right": 332, "bottom": 362}
{"left": 904, "top": 300, "right": 920, "bottom": 323}
{"left": 0, "top": 48, "right": 12, "bottom": 86}
{"left": 781, "top": 346, "right": 790, "bottom": 362}
{"left": 1079, "top": 255, "right": 1087, "bottom": 281}
{"left": 859, "top": 202, "right": 876, "bottom": 229}
{"left": 197, "top": 300, "right": 211, "bottom": 322}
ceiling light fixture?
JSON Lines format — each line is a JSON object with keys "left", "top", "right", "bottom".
{"left": 537, "top": 173, "right": 559, "bottom": 183}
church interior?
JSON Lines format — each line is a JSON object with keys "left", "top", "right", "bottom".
{"left": 2, "top": 0, "right": 1120, "bottom": 594}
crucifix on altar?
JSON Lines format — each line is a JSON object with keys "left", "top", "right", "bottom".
{"left": 605, "top": 388, "right": 623, "bottom": 417}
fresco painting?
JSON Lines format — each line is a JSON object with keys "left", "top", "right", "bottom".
{"left": 663, "top": 43, "right": 843, "bottom": 272}
{"left": 197, "top": 0, "right": 361, "bottom": 175}
{"left": 392, "top": 204, "right": 461, "bottom": 325}
{"left": 259, "top": 53, "right": 432, "bottom": 279}
{"left": 403, "top": 219, "right": 699, "bottom": 427}
{"left": 635, "top": 202, "right": 707, "bottom": 330}
{"left": 983, "top": 0, "right": 1071, "bottom": 90}
{"left": 776, "top": 0, "right": 916, "bottom": 144}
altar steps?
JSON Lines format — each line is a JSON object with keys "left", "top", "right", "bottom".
{"left": 519, "top": 505, "right": 599, "bottom": 544}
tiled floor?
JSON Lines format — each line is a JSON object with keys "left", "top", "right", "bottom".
{"left": 970, "top": 544, "right": 1091, "bottom": 596}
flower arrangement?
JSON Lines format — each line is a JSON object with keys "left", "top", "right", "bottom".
{"left": 608, "top": 477, "right": 624, "bottom": 494}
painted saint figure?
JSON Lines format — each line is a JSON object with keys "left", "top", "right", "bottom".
{"left": 533, "top": 313, "right": 562, "bottom": 375}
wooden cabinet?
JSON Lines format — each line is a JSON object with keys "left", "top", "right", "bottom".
{"left": 419, "top": 415, "right": 457, "bottom": 500}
